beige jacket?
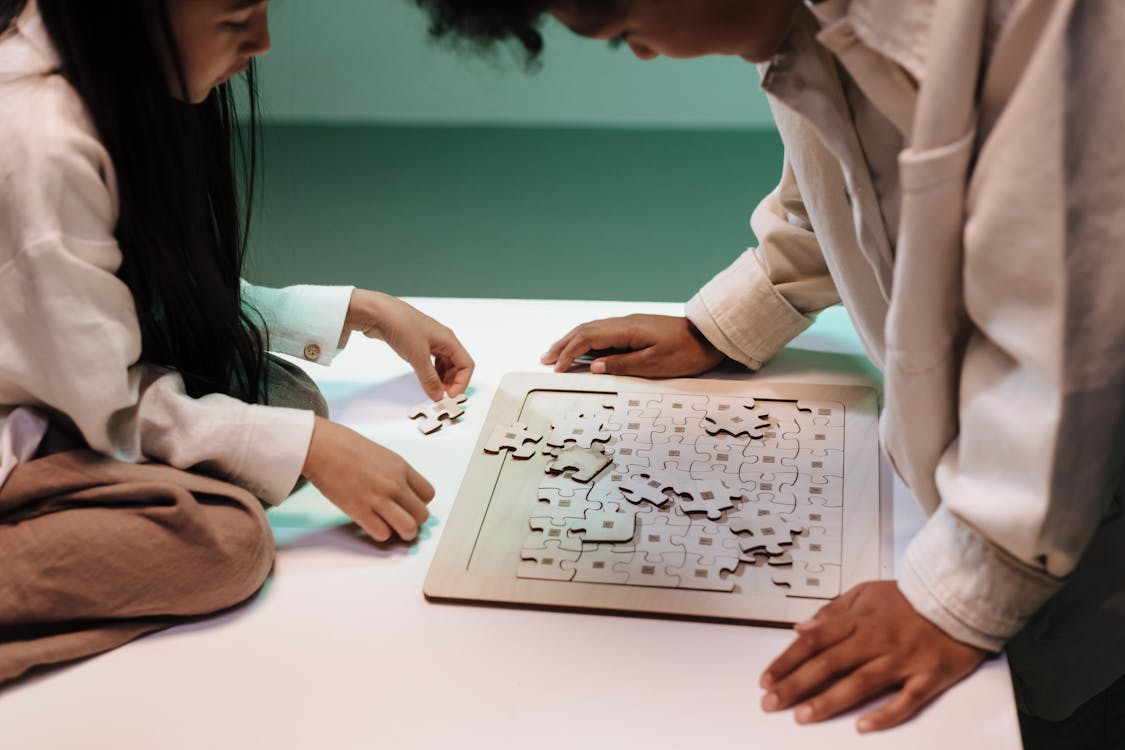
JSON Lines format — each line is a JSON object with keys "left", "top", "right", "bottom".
{"left": 687, "top": 0, "right": 1125, "bottom": 717}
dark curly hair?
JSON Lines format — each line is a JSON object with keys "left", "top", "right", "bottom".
{"left": 415, "top": 0, "right": 617, "bottom": 62}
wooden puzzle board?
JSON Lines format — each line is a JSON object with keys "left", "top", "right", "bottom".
{"left": 425, "top": 373, "right": 890, "bottom": 625}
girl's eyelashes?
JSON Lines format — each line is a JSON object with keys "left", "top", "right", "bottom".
{"left": 221, "top": 16, "right": 253, "bottom": 31}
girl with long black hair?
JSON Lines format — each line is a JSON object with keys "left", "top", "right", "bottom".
{"left": 0, "top": 0, "right": 474, "bottom": 683}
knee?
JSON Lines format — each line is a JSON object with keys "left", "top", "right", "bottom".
{"left": 194, "top": 499, "right": 275, "bottom": 610}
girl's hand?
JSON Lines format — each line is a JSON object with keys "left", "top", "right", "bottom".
{"left": 343, "top": 290, "right": 474, "bottom": 400}
{"left": 541, "top": 314, "right": 726, "bottom": 377}
{"left": 302, "top": 417, "right": 434, "bottom": 542}
{"left": 759, "top": 581, "right": 987, "bottom": 732}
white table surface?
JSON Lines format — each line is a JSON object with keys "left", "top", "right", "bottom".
{"left": 0, "top": 298, "right": 1022, "bottom": 749}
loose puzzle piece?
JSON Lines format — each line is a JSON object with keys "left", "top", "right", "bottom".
{"left": 408, "top": 393, "right": 468, "bottom": 434}
{"left": 546, "top": 445, "right": 612, "bottom": 483}
{"left": 703, "top": 400, "right": 770, "bottom": 438}
{"left": 533, "top": 486, "right": 595, "bottom": 525}
{"left": 675, "top": 479, "right": 739, "bottom": 521}
{"left": 483, "top": 422, "right": 543, "bottom": 459}
{"left": 617, "top": 469, "right": 679, "bottom": 507}
{"left": 545, "top": 412, "right": 613, "bottom": 449}
{"left": 728, "top": 494, "right": 802, "bottom": 557}
{"left": 771, "top": 562, "right": 841, "bottom": 598}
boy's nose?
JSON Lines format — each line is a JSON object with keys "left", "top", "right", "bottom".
{"left": 628, "top": 40, "right": 658, "bottom": 61}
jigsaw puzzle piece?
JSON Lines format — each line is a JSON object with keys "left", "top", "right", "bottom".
{"left": 546, "top": 445, "right": 612, "bottom": 483}
{"left": 617, "top": 469, "right": 678, "bottom": 507}
{"left": 613, "top": 552, "right": 683, "bottom": 589}
{"left": 563, "top": 543, "right": 632, "bottom": 584}
{"left": 671, "top": 520, "right": 740, "bottom": 559}
{"left": 648, "top": 394, "right": 710, "bottom": 425}
{"left": 588, "top": 471, "right": 629, "bottom": 506}
{"left": 604, "top": 433, "right": 653, "bottom": 470}
{"left": 729, "top": 494, "right": 800, "bottom": 557}
{"left": 407, "top": 393, "right": 468, "bottom": 434}
{"left": 545, "top": 412, "right": 613, "bottom": 449}
{"left": 524, "top": 523, "right": 584, "bottom": 553}
{"left": 603, "top": 393, "right": 662, "bottom": 418}
{"left": 797, "top": 400, "right": 845, "bottom": 430}
{"left": 518, "top": 540, "right": 581, "bottom": 581}
{"left": 702, "top": 398, "right": 770, "bottom": 438}
{"left": 648, "top": 434, "right": 710, "bottom": 473}
{"left": 781, "top": 495, "right": 843, "bottom": 535}
{"left": 666, "top": 552, "right": 737, "bottom": 592}
{"left": 614, "top": 416, "right": 667, "bottom": 444}
{"left": 789, "top": 473, "right": 844, "bottom": 507}
{"left": 483, "top": 422, "right": 543, "bottom": 459}
{"left": 771, "top": 562, "right": 841, "bottom": 598}
{"left": 566, "top": 510, "right": 637, "bottom": 543}
{"left": 789, "top": 526, "right": 842, "bottom": 566}
{"left": 534, "top": 486, "right": 595, "bottom": 525}
{"left": 634, "top": 513, "right": 690, "bottom": 564}
{"left": 783, "top": 450, "right": 844, "bottom": 485}
{"left": 675, "top": 479, "right": 738, "bottom": 521}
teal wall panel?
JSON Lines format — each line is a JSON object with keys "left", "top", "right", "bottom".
{"left": 245, "top": 125, "right": 785, "bottom": 301}
{"left": 255, "top": 0, "right": 774, "bottom": 128}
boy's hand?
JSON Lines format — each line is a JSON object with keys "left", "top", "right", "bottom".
{"left": 343, "top": 290, "right": 474, "bottom": 400}
{"left": 302, "top": 417, "right": 434, "bottom": 542}
{"left": 760, "top": 581, "right": 987, "bottom": 732}
{"left": 541, "top": 314, "right": 725, "bottom": 377}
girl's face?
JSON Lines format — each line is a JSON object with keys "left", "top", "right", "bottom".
{"left": 165, "top": 0, "right": 271, "bottom": 103}
{"left": 551, "top": 0, "right": 801, "bottom": 63}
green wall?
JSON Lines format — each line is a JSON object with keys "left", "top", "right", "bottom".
{"left": 246, "top": 2, "right": 785, "bottom": 302}
{"left": 256, "top": 0, "right": 774, "bottom": 128}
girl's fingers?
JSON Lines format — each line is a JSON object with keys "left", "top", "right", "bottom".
{"left": 357, "top": 512, "right": 393, "bottom": 543}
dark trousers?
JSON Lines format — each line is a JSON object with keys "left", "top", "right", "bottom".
{"left": 1019, "top": 673, "right": 1125, "bottom": 749}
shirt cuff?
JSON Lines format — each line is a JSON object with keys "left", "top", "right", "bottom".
{"left": 898, "top": 505, "right": 1066, "bottom": 652}
{"left": 243, "top": 283, "right": 354, "bottom": 366}
{"left": 231, "top": 403, "right": 316, "bottom": 505}
{"left": 685, "top": 248, "right": 814, "bottom": 368}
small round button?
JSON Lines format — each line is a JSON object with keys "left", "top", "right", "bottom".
{"left": 303, "top": 343, "right": 322, "bottom": 361}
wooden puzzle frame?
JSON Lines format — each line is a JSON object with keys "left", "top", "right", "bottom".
{"left": 424, "top": 372, "right": 892, "bottom": 625}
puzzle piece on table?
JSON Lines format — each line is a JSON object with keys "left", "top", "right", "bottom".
{"left": 617, "top": 469, "right": 679, "bottom": 507}
{"left": 545, "top": 412, "right": 613, "bottom": 449}
{"left": 666, "top": 552, "right": 737, "bottom": 592}
{"left": 783, "top": 451, "right": 844, "bottom": 486}
{"left": 562, "top": 543, "right": 632, "bottom": 584}
{"left": 603, "top": 393, "right": 662, "bottom": 418}
{"left": 546, "top": 445, "right": 612, "bottom": 483}
{"left": 613, "top": 551, "right": 684, "bottom": 588}
{"left": 408, "top": 393, "right": 468, "bottom": 434}
{"left": 771, "top": 562, "right": 841, "bottom": 598}
{"left": 483, "top": 422, "right": 543, "bottom": 459}
{"left": 566, "top": 510, "right": 637, "bottom": 543}
{"left": 518, "top": 540, "right": 581, "bottom": 581}
{"left": 703, "top": 400, "right": 770, "bottom": 438}
{"left": 789, "top": 474, "right": 844, "bottom": 507}
{"left": 675, "top": 479, "right": 738, "bottom": 521}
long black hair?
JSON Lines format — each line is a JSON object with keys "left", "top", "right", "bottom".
{"left": 1, "top": 0, "right": 267, "bottom": 403}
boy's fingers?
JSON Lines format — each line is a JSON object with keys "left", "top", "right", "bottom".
{"left": 592, "top": 349, "right": 657, "bottom": 376}
{"left": 793, "top": 656, "right": 899, "bottom": 724}
{"left": 761, "top": 615, "right": 856, "bottom": 687}
{"left": 857, "top": 673, "right": 939, "bottom": 732}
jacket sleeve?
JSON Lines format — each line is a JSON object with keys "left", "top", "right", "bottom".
{"left": 686, "top": 157, "right": 840, "bottom": 369}
{"left": 240, "top": 280, "right": 353, "bottom": 366}
{"left": 0, "top": 84, "right": 313, "bottom": 505}
{"left": 897, "top": 2, "right": 1125, "bottom": 651}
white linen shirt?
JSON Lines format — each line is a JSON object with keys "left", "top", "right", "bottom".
{"left": 0, "top": 1, "right": 352, "bottom": 504}
{"left": 688, "top": 0, "right": 1125, "bottom": 717}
